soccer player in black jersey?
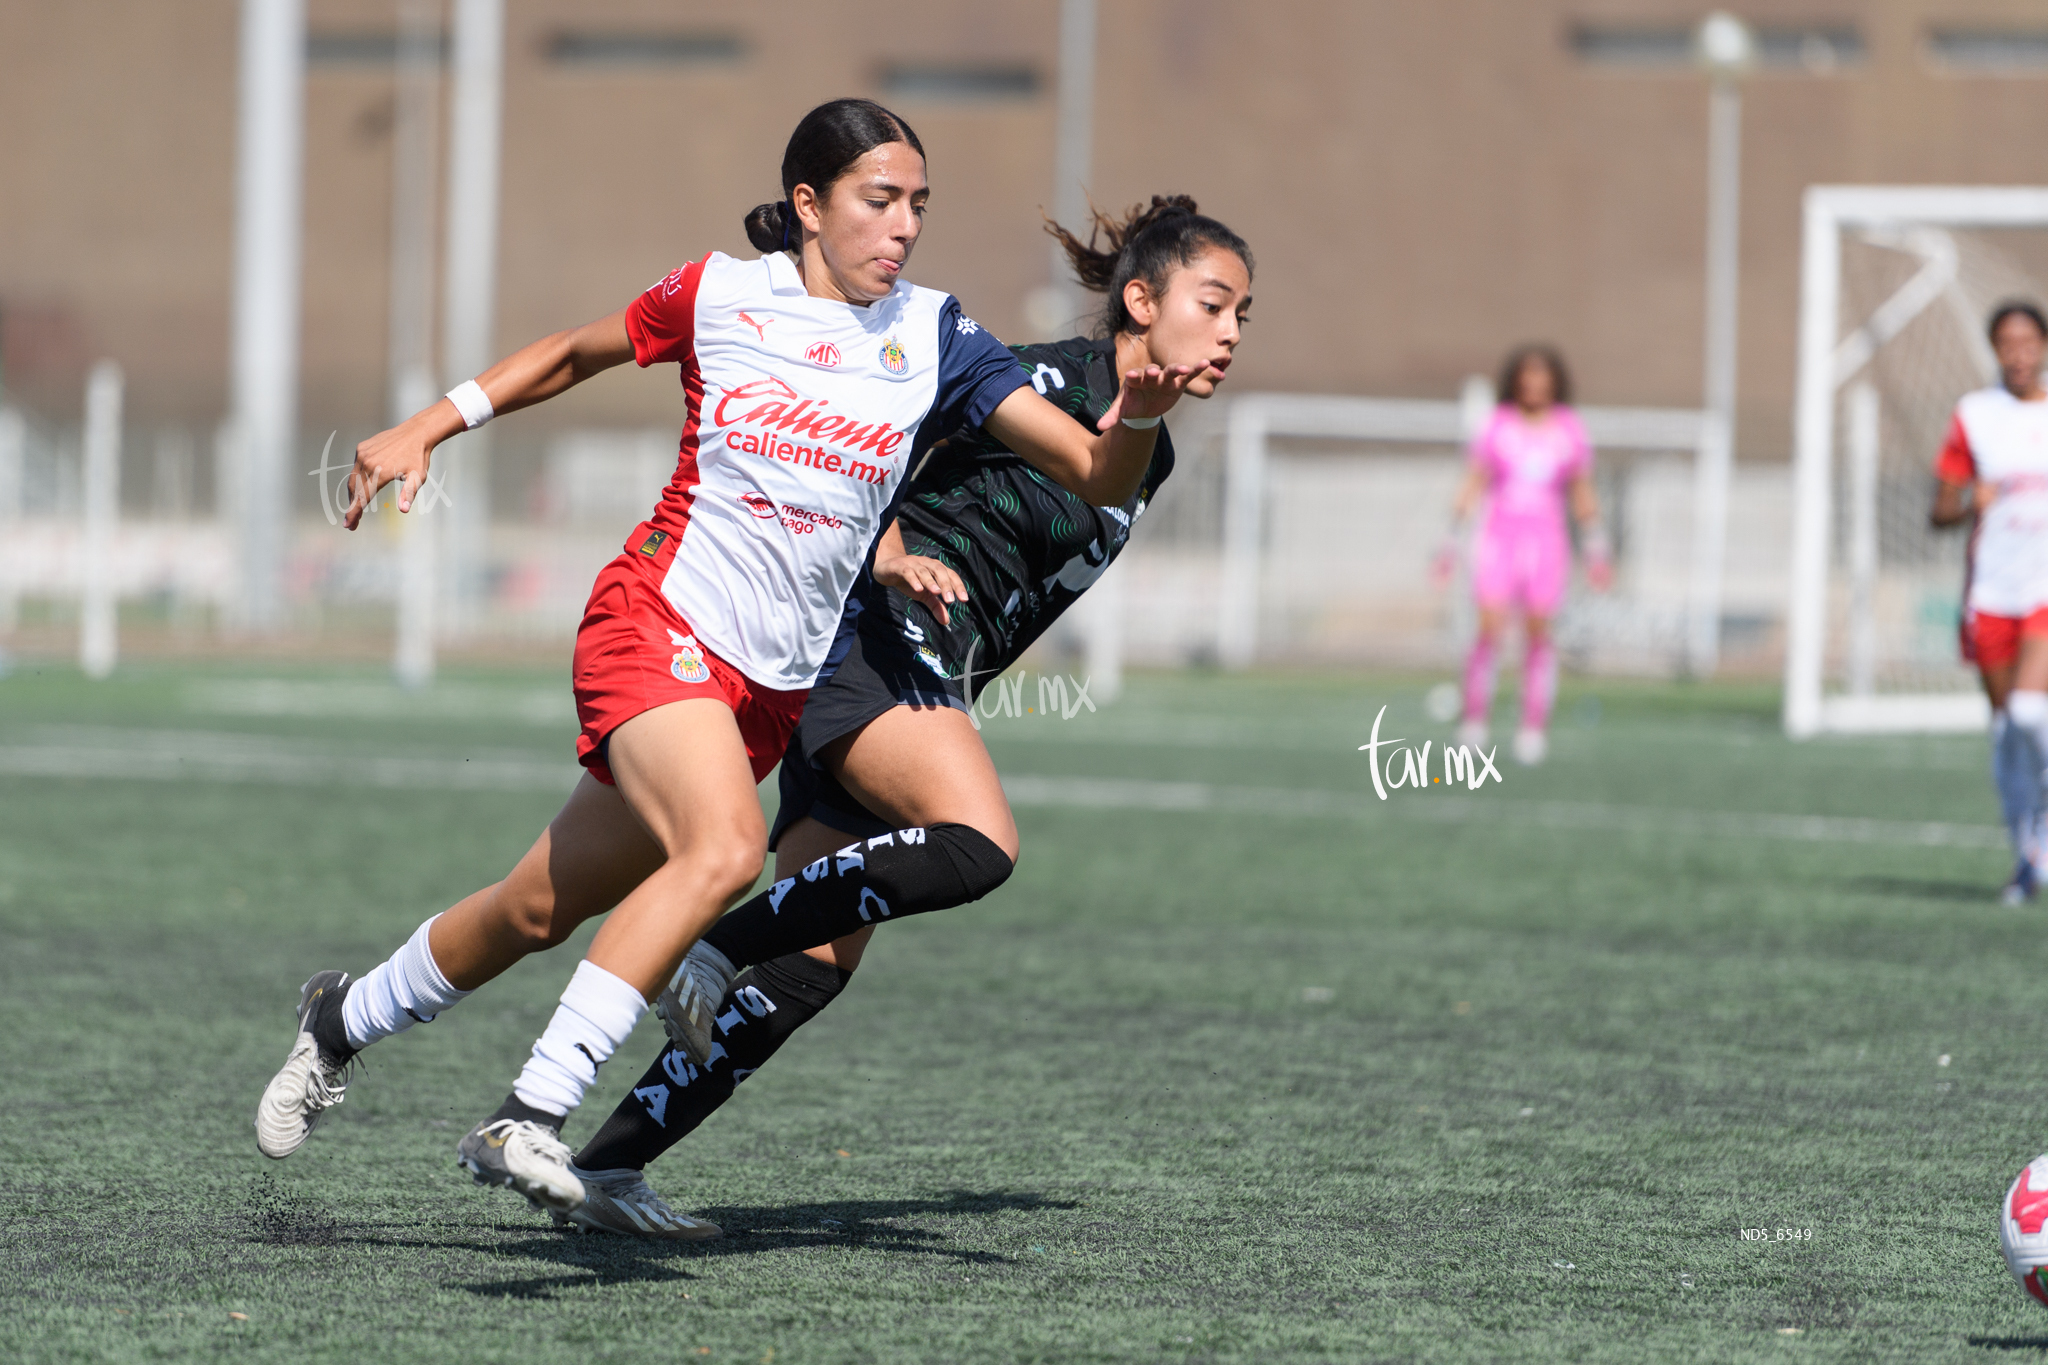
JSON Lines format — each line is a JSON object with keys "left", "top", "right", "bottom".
{"left": 562, "top": 197, "right": 1254, "bottom": 1232}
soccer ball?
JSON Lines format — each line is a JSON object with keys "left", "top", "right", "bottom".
{"left": 2000, "top": 1156, "right": 2048, "bottom": 1304}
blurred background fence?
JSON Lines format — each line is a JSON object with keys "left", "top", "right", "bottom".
{"left": 6, "top": 1, "right": 2048, "bottom": 695}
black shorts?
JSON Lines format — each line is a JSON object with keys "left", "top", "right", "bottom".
{"left": 769, "top": 612, "right": 969, "bottom": 851}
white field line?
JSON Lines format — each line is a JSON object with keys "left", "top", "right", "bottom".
{"left": 0, "top": 728, "right": 580, "bottom": 792}
{"left": 0, "top": 728, "right": 2005, "bottom": 851}
{"left": 996, "top": 775, "right": 2008, "bottom": 851}
{"left": 185, "top": 679, "right": 575, "bottom": 726}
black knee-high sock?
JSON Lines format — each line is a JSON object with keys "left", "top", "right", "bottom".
{"left": 702, "top": 822, "right": 1011, "bottom": 969}
{"left": 574, "top": 952, "right": 851, "bottom": 1172}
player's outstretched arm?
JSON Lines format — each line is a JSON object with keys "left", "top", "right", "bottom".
{"left": 981, "top": 361, "right": 1207, "bottom": 507}
{"left": 343, "top": 309, "right": 636, "bottom": 529}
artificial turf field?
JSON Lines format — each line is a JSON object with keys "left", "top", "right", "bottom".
{"left": 6, "top": 661, "right": 2048, "bottom": 1363}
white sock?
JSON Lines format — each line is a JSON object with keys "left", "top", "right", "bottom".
{"left": 2012, "top": 691, "right": 2048, "bottom": 777}
{"left": 341, "top": 915, "right": 471, "bottom": 1051}
{"left": 1994, "top": 710, "right": 2041, "bottom": 862}
{"left": 512, "top": 961, "right": 648, "bottom": 1118}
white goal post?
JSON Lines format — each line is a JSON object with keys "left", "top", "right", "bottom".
{"left": 1783, "top": 185, "right": 2048, "bottom": 738}
{"left": 1215, "top": 390, "right": 1718, "bottom": 671}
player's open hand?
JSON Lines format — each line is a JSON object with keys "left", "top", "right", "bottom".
{"left": 1096, "top": 360, "right": 1215, "bottom": 430}
{"left": 343, "top": 416, "right": 436, "bottom": 530}
{"left": 875, "top": 552, "right": 967, "bottom": 626}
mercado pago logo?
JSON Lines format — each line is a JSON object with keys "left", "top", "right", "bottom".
{"left": 1359, "top": 705, "right": 1502, "bottom": 800}
{"left": 737, "top": 489, "right": 845, "bottom": 536}
{"left": 713, "top": 376, "right": 905, "bottom": 486}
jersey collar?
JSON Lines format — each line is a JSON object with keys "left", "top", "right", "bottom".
{"left": 764, "top": 250, "right": 808, "bottom": 296}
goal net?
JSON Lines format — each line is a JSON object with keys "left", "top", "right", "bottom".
{"left": 1083, "top": 385, "right": 1729, "bottom": 680}
{"left": 1784, "top": 186, "right": 2048, "bottom": 736}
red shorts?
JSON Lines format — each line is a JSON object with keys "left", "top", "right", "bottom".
{"left": 572, "top": 554, "right": 808, "bottom": 786}
{"left": 1964, "top": 606, "right": 2048, "bottom": 672}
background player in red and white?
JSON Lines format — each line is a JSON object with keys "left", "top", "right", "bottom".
{"left": 1931, "top": 300, "right": 2048, "bottom": 904}
{"left": 1436, "top": 345, "right": 1611, "bottom": 766}
{"left": 254, "top": 99, "right": 1207, "bottom": 1224}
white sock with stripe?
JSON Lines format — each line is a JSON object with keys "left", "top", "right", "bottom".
{"left": 341, "top": 915, "right": 470, "bottom": 1051}
{"left": 512, "top": 960, "right": 649, "bottom": 1118}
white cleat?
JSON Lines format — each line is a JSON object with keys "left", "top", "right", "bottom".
{"left": 1455, "top": 719, "right": 1488, "bottom": 752}
{"left": 1513, "top": 727, "right": 1548, "bottom": 766}
{"left": 552, "top": 1165, "right": 722, "bottom": 1240}
{"left": 456, "top": 1118, "right": 585, "bottom": 1214}
{"left": 254, "top": 970, "right": 354, "bottom": 1159}
{"left": 655, "top": 941, "right": 736, "bottom": 1065}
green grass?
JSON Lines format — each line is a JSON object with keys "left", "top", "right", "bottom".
{"left": 3, "top": 659, "right": 2048, "bottom": 1362}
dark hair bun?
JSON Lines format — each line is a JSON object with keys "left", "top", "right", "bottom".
{"left": 745, "top": 201, "right": 789, "bottom": 253}
{"left": 1044, "top": 194, "right": 1253, "bottom": 337}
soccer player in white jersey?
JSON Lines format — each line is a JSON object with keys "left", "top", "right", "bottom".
{"left": 1931, "top": 301, "right": 2048, "bottom": 904}
{"left": 554, "top": 198, "right": 1253, "bottom": 1234}
{"left": 254, "top": 100, "right": 1206, "bottom": 1225}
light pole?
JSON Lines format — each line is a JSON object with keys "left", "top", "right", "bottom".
{"left": 228, "top": 0, "right": 306, "bottom": 633}
{"left": 1688, "top": 10, "right": 1754, "bottom": 678}
{"left": 1034, "top": 0, "right": 1122, "bottom": 696}
{"left": 440, "top": 0, "right": 505, "bottom": 641}
{"left": 390, "top": 0, "right": 443, "bottom": 689}
{"left": 1025, "top": 0, "right": 1096, "bottom": 337}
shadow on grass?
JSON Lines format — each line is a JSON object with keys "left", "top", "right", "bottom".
{"left": 1965, "top": 1338, "right": 2048, "bottom": 1353}
{"left": 375, "top": 1189, "right": 1078, "bottom": 1298}
{"left": 1844, "top": 876, "right": 1998, "bottom": 905}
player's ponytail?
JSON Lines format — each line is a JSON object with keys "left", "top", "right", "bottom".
{"left": 744, "top": 201, "right": 796, "bottom": 254}
{"left": 745, "top": 99, "right": 927, "bottom": 253}
{"left": 1045, "top": 194, "right": 1254, "bottom": 337}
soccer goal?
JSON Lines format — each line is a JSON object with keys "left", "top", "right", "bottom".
{"left": 1202, "top": 387, "right": 1721, "bottom": 673}
{"left": 1783, "top": 186, "right": 2048, "bottom": 737}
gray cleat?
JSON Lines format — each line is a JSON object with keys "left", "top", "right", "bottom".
{"left": 551, "top": 1165, "right": 722, "bottom": 1240}
{"left": 254, "top": 970, "right": 354, "bottom": 1159}
{"left": 456, "top": 1118, "right": 585, "bottom": 1213}
{"left": 654, "top": 941, "right": 736, "bottom": 1064}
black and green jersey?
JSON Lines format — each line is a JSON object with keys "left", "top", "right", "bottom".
{"left": 861, "top": 335, "right": 1174, "bottom": 692}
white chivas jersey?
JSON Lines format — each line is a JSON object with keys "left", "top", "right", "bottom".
{"left": 1938, "top": 385, "right": 2048, "bottom": 616}
{"left": 623, "top": 250, "right": 1023, "bottom": 689}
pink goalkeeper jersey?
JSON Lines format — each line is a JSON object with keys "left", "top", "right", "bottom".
{"left": 1471, "top": 404, "right": 1592, "bottom": 536}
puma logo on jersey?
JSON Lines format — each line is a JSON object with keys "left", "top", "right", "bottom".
{"left": 737, "top": 311, "right": 773, "bottom": 340}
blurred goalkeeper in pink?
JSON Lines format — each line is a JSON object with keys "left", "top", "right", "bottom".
{"left": 1436, "top": 345, "right": 1610, "bottom": 765}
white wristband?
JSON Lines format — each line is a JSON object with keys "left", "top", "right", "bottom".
{"left": 446, "top": 380, "right": 494, "bottom": 430}
{"left": 1121, "top": 414, "right": 1161, "bottom": 430}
